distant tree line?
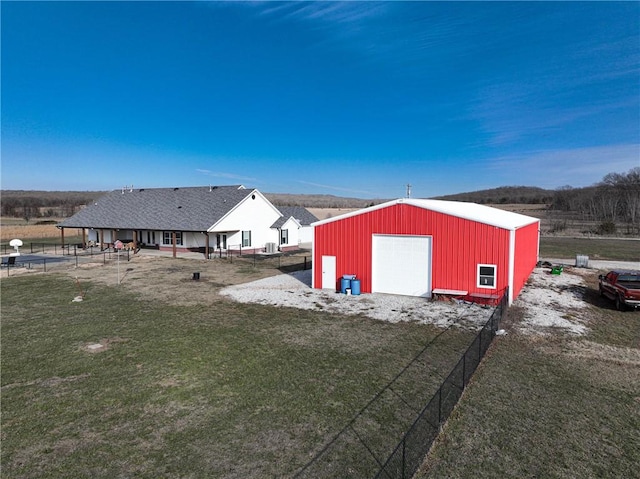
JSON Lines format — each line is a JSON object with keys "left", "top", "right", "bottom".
{"left": 0, "top": 191, "right": 104, "bottom": 221}
{"left": 551, "top": 168, "right": 640, "bottom": 235}
{"left": 2, "top": 170, "right": 638, "bottom": 235}
{"left": 435, "top": 186, "right": 553, "bottom": 204}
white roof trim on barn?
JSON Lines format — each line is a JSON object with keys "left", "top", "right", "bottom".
{"left": 311, "top": 198, "right": 539, "bottom": 231}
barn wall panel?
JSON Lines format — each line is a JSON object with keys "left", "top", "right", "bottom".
{"left": 513, "top": 221, "right": 540, "bottom": 298}
{"left": 314, "top": 204, "right": 514, "bottom": 295}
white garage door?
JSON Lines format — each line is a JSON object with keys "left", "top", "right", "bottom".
{"left": 372, "top": 235, "right": 432, "bottom": 297}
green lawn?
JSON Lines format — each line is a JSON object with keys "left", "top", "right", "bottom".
{"left": 539, "top": 236, "right": 640, "bottom": 261}
{"left": 417, "top": 286, "right": 640, "bottom": 479}
{"left": 1, "top": 273, "right": 474, "bottom": 478}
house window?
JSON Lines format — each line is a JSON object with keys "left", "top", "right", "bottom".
{"left": 478, "top": 264, "right": 497, "bottom": 288}
{"left": 242, "top": 230, "right": 251, "bottom": 247}
{"left": 216, "top": 234, "right": 227, "bottom": 249}
{"left": 280, "top": 229, "right": 288, "bottom": 245}
{"left": 163, "top": 231, "right": 183, "bottom": 246}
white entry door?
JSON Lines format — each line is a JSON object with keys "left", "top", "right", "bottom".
{"left": 321, "top": 255, "right": 336, "bottom": 290}
{"left": 372, "top": 235, "right": 432, "bottom": 297}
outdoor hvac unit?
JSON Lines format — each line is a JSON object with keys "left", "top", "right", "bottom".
{"left": 266, "top": 242, "right": 277, "bottom": 254}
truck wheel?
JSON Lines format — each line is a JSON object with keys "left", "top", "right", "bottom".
{"left": 616, "top": 296, "right": 626, "bottom": 312}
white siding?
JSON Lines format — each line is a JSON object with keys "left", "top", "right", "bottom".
{"left": 279, "top": 217, "right": 300, "bottom": 247}
{"left": 298, "top": 225, "right": 313, "bottom": 244}
{"left": 209, "top": 191, "right": 281, "bottom": 249}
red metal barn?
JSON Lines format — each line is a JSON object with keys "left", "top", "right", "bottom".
{"left": 312, "top": 199, "right": 540, "bottom": 305}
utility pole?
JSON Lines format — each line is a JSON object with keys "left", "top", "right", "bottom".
{"left": 406, "top": 183, "right": 412, "bottom": 198}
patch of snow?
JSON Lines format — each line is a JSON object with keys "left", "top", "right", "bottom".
{"left": 220, "top": 270, "right": 493, "bottom": 329}
{"left": 222, "top": 267, "right": 596, "bottom": 337}
{"left": 513, "top": 268, "right": 588, "bottom": 336}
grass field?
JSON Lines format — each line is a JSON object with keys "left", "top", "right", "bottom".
{"left": 2, "top": 230, "right": 639, "bottom": 477}
{"left": 539, "top": 236, "right": 640, "bottom": 262}
{"left": 417, "top": 275, "right": 640, "bottom": 478}
{"left": 1, "top": 272, "right": 475, "bottom": 478}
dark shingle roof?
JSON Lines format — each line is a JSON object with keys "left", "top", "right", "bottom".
{"left": 271, "top": 206, "right": 319, "bottom": 228}
{"left": 57, "top": 185, "right": 252, "bottom": 231}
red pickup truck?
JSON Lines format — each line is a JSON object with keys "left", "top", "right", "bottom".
{"left": 598, "top": 270, "right": 640, "bottom": 311}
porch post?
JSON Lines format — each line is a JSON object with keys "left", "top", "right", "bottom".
{"left": 172, "top": 231, "right": 177, "bottom": 258}
{"left": 99, "top": 230, "right": 104, "bottom": 250}
{"left": 205, "top": 232, "right": 210, "bottom": 259}
{"left": 82, "top": 228, "right": 87, "bottom": 249}
{"left": 60, "top": 227, "right": 65, "bottom": 248}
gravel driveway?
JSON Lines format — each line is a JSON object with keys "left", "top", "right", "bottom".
{"left": 220, "top": 270, "right": 494, "bottom": 329}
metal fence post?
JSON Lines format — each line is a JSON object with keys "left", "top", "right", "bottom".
{"left": 462, "top": 353, "right": 466, "bottom": 389}
{"left": 438, "top": 386, "right": 442, "bottom": 426}
{"left": 44, "top": 259, "right": 47, "bottom": 273}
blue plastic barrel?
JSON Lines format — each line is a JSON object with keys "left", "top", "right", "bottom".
{"left": 340, "top": 277, "right": 351, "bottom": 293}
{"left": 351, "top": 279, "right": 361, "bottom": 295}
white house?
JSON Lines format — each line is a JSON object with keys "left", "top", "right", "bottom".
{"left": 270, "top": 206, "right": 318, "bottom": 249}
{"left": 57, "top": 185, "right": 316, "bottom": 258}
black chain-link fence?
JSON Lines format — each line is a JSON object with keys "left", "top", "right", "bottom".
{"left": 295, "top": 290, "right": 509, "bottom": 479}
{"left": 0, "top": 248, "right": 133, "bottom": 276}
{"left": 1, "top": 244, "right": 312, "bottom": 276}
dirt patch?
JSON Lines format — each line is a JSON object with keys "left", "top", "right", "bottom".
{"left": 80, "top": 337, "right": 128, "bottom": 354}
{"left": 1, "top": 373, "right": 92, "bottom": 391}
{"left": 65, "top": 253, "right": 287, "bottom": 307}
{"left": 558, "top": 340, "right": 640, "bottom": 366}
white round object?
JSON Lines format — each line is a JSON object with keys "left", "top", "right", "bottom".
{"left": 9, "top": 238, "right": 23, "bottom": 247}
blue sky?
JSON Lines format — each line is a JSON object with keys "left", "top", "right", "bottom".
{"left": 2, "top": 1, "right": 638, "bottom": 198}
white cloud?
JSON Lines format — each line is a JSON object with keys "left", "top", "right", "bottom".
{"left": 196, "top": 169, "right": 257, "bottom": 182}
{"left": 297, "top": 180, "right": 372, "bottom": 195}
{"left": 257, "top": 2, "right": 388, "bottom": 26}
{"left": 486, "top": 144, "right": 640, "bottom": 188}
